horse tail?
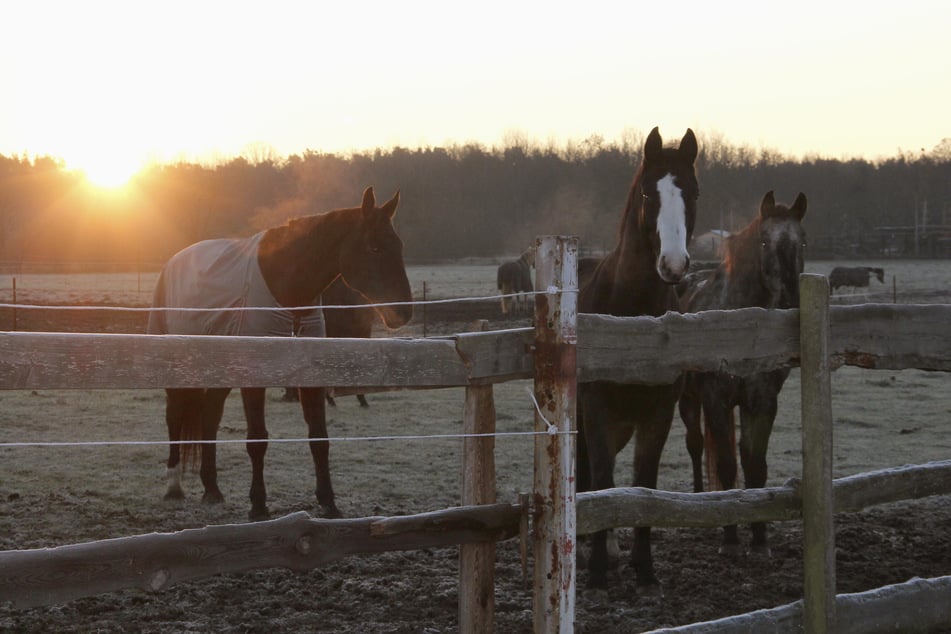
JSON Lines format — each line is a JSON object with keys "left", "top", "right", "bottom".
{"left": 147, "top": 268, "right": 170, "bottom": 335}
{"left": 179, "top": 408, "right": 203, "bottom": 471}
{"left": 500, "top": 279, "right": 513, "bottom": 314}
{"left": 703, "top": 408, "right": 737, "bottom": 491}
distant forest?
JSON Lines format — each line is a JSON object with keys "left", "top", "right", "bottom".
{"left": 2, "top": 132, "right": 951, "bottom": 270}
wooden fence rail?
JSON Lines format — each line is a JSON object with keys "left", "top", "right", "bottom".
{"left": 1, "top": 241, "right": 950, "bottom": 632}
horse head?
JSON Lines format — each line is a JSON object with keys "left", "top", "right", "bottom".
{"left": 757, "top": 191, "right": 807, "bottom": 309}
{"left": 638, "top": 127, "right": 699, "bottom": 284}
{"left": 338, "top": 187, "right": 414, "bottom": 329}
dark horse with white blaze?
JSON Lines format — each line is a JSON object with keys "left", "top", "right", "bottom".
{"left": 678, "top": 191, "right": 807, "bottom": 555}
{"left": 148, "top": 188, "right": 413, "bottom": 520}
{"left": 578, "top": 127, "right": 699, "bottom": 590}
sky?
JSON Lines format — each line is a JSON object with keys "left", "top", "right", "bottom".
{"left": 2, "top": 0, "right": 950, "bottom": 186}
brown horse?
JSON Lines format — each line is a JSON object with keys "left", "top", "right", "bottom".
{"left": 281, "top": 277, "right": 375, "bottom": 406}
{"left": 678, "top": 191, "right": 807, "bottom": 556}
{"left": 578, "top": 127, "right": 699, "bottom": 590}
{"left": 148, "top": 187, "right": 412, "bottom": 520}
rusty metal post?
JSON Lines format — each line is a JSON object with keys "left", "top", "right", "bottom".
{"left": 531, "top": 235, "right": 578, "bottom": 633}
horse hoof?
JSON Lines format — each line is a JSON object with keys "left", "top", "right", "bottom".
{"left": 718, "top": 543, "right": 743, "bottom": 557}
{"left": 163, "top": 488, "right": 185, "bottom": 501}
{"left": 636, "top": 581, "right": 664, "bottom": 598}
{"left": 201, "top": 491, "right": 225, "bottom": 505}
{"left": 586, "top": 571, "right": 609, "bottom": 589}
{"left": 749, "top": 544, "right": 772, "bottom": 557}
{"left": 248, "top": 507, "right": 270, "bottom": 522}
{"left": 320, "top": 504, "right": 343, "bottom": 519}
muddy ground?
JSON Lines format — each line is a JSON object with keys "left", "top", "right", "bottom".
{"left": 1, "top": 281, "right": 950, "bottom": 633}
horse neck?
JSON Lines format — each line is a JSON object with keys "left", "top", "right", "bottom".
{"left": 722, "top": 221, "right": 771, "bottom": 307}
{"left": 257, "top": 208, "right": 355, "bottom": 307}
{"left": 592, "top": 186, "right": 673, "bottom": 316}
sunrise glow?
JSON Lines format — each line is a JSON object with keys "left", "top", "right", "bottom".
{"left": 1, "top": 2, "right": 949, "bottom": 165}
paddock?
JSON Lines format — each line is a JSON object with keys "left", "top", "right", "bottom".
{"left": 4, "top": 241, "right": 951, "bottom": 628}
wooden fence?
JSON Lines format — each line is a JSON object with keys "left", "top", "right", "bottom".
{"left": 1, "top": 235, "right": 950, "bottom": 632}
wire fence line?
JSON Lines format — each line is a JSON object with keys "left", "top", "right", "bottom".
{"left": 0, "top": 287, "right": 577, "bottom": 314}
{"left": 0, "top": 293, "right": 576, "bottom": 449}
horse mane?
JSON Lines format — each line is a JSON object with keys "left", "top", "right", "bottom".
{"left": 617, "top": 162, "right": 647, "bottom": 239}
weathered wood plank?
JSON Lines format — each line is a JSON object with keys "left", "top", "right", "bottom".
{"left": 0, "top": 332, "right": 470, "bottom": 389}
{"left": 0, "top": 506, "right": 522, "bottom": 609}
{"left": 452, "top": 327, "right": 534, "bottom": 382}
{"left": 643, "top": 575, "right": 951, "bottom": 634}
{"left": 799, "top": 274, "right": 836, "bottom": 634}
{"left": 829, "top": 303, "right": 951, "bottom": 371}
{"left": 576, "top": 459, "right": 951, "bottom": 534}
{"left": 577, "top": 308, "right": 801, "bottom": 384}
{"left": 459, "top": 320, "right": 498, "bottom": 634}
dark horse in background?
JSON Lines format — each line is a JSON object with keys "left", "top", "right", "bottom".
{"left": 678, "top": 191, "right": 807, "bottom": 556}
{"left": 282, "top": 277, "right": 376, "bottom": 407}
{"left": 148, "top": 187, "right": 413, "bottom": 520}
{"left": 578, "top": 127, "right": 699, "bottom": 590}
{"left": 829, "top": 265, "right": 884, "bottom": 293}
{"left": 496, "top": 247, "right": 534, "bottom": 315}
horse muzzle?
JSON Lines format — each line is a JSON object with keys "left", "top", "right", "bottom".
{"left": 657, "top": 252, "right": 690, "bottom": 284}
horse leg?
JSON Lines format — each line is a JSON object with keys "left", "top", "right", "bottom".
{"left": 357, "top": 394, "right": 369, "bottom": 408}
{"left": 702, "top": 383, "right": 741, "bottom": 555}
{"left": 739, "top": 390, "right": 780, "bottom": 554}
{"left": 678, "top": 374, "right": 705, "bottom": 493}
{"left": 325, "top": 388, "right": 337, "bottom": 407}
{"left": 163, "top": 388, "right": 202, "bottom": 500}
{"left": 300, "top": 386, "right": 341, "bottom": 518}
{"left": 197, "top": 388, "right": 230, "bottom": 504}
{"left": 500, "top": 282, "right": 512, "bottom": 315}
{"left": 579, "top": 388, "right": 631, "bottom": 588}
{"left": 629, "top": 400, "right": 675, "bottom": 593}
{"left": 240, "top": 387, "right": 270, "bottom": 521}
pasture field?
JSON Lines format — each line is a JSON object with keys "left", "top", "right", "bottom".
{"left": 0, "top": 260, "right": 950, "bottom": 632}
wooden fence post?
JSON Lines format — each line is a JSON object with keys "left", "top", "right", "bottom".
{"left": 532, "top": 235, "right": 578, "bottom": 633}
{"left": 799, "top": 273, "right": 836, "bottom": 633}
{"left": 459, "top": 319, "right": 497, "bottom": 633}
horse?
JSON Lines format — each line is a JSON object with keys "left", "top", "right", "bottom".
{"left": 496, "top": 247, "right": 535, "bottom": 315}
{"left": 677, "top": 190, "right": 807, "bottom": 556}
{"left": 148, "top": 187, "right": 413, "bottom": 521}
{"left": 829, "top": 266, "right": 884, "bottom": 293}
{"left": 577, "top": 127, "right": 699, "bottom": 591}
{"left": 280, "top": 277, "right": 375, "bottom": 407}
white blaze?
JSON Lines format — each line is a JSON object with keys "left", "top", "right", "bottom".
{"left": 655, "top": 174, "right": 689, "bottom": 282}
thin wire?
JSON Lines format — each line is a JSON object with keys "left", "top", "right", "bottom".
{"left": 0, "top": 429, "right": 576, "bottom": 449}
{"left": 0, "top": 288, "right": 578, "bottom": 314}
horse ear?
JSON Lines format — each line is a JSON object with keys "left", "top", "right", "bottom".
{"left": 381, "top": 189, "right": 400, "bottom": 219}
{"left": 679, "top": 129, "right": 698, "bottom": 164}
{"left": 644, "top": 127, "right": 663, "bottom": 163}
{"left": 759, "top": 190, "right": 776, "bottom": 218}
{"left": 361, "top": 187, "right": 376, "bottom": 213}
{"left": 792, "top": 192, "right": 807, "bottom": 220}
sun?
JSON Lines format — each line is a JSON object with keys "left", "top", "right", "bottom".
{"left": 78, "top": 156, "right": 141, "bottom": 189}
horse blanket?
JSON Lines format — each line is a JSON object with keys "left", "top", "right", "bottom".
{"left": 147, "top": 232, "right": 325, "bottom": 337}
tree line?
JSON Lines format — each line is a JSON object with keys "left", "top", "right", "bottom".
{"left": 2, "top": 133, "right": 950, "bottom": 269}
